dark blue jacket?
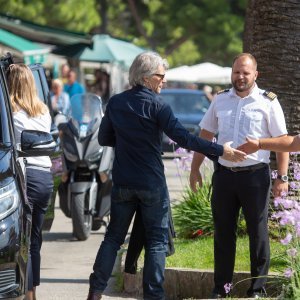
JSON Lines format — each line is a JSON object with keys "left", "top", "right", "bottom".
{"left": 98, "top": 85, "right": 223, "bottom": 190}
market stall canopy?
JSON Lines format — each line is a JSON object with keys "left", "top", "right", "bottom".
{"left": 0, "top": 28, "right": 49, "bottom": 64}
{"left": 166, "top": 62, "right": 231, "bottom": 84}
{"left": 0, "top": 13, "right": 91, "bottom": 46}
{"left": 53, "top": 34, "right": 145, "bottom": 69}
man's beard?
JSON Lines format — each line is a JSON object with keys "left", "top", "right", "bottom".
{"left": 232, "top": 80, "right": 254, "bottom": 92}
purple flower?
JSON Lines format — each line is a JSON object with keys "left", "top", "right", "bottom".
{"left": 175, "top": 147, "right": 187, "bottom": 154}
{"left": 271, "top": 170, "right": 278, "bottom": 179}
{"left": 274, "top": 197, "right": 296, "bottom": 209}
{"left": 290, "top": 152, "right": 300, "bottom": 155}
{"left": 224, "top": 283, "right": 232, "bottom": 294}
{"left": 168, "top": 138, "right": 176, "bottom": 145}
{"left": 289, "top": 181, "right": 300, "bottom": 190}
{"left": 173, "top": 158, "right": 180, "bottom": 164}
{"left": 284, "top": 268, "right": 293, "bottom": 278}
{"left": 296, "top": 223, "right": 300, "bottom": 237}
{"left": 287, "top": 248, "right": 297, "bottom": 257}
{"left": 280, "top": 233, "right": 293, "bottom": 245}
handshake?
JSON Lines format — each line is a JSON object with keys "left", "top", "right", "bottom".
{"left": 221, "top": 138, "right": 261, "bottom": 162}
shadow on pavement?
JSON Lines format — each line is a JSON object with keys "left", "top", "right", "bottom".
{"left": 41, "top": 278, "right": 89, "bottom": 284}
{"left": 43, "top": 232, "right": 74, "bottom": 242}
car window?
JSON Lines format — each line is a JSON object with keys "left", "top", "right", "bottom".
{"left": 161, "top": 92, "right": 210, "bottom": 114}
{"left": 0, "top": 82, "right": 11, "bottom": 145}
{"left": 31, "top": 69, "right": 46, "bottom": 103}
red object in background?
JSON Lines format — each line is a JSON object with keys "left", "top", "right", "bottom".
{"left": 193, "top": 229, "right": 203, "bottom": 237}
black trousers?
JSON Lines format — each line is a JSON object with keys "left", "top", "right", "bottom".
{"left": 211, "top": 164, "right": 271, "bottom": 295}
{"left": 26, "top": 168, "right": 53, "bottom": 290}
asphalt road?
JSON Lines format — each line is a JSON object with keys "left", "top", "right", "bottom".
{"left": 36, "top": 156, "right": 186, "bottom": 300}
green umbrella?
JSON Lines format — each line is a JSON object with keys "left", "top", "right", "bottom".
{"left": 53, "top": 34, "right": 145, "bottom": 69}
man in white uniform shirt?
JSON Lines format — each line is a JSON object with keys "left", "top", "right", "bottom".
{"left": 189, "top": 53, "right": 289, "bottom": 298}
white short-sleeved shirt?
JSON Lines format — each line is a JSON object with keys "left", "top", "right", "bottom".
{"left": 199, "top": 84, "right": 287, "bottom": 167}
{"left": 13, "top": 109, "right": 52, "bottom": 168}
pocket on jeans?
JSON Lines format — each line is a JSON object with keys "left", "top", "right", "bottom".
{"left": 111, "top": 186, "right": 133, "bottom": 203}
{"left": 139, "top": 186, "right": 167, "bottom": 207}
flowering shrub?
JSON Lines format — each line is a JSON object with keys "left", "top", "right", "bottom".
{"left": 273, "top": 152, "right": 300, "bottom": 299}
{"left": 171, "top": 146, "right": 246, "bottom": 238}
{"left": 173, "top": 181, "right": 215, "bottom": 238}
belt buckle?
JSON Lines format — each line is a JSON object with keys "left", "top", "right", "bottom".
{"left": 229, "top": 167, "right": 238, "bottom": 172}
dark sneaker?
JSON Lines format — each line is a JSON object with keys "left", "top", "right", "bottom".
{"left": 86, "top": 292, "right": 102, "bottom": 300}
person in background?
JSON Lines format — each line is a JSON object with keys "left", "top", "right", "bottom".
{"left": 89, "top": 69, "right": 110, "bottom": 103}
{"left": 189, "top": 53, "right": 289, "bottom": 299}
{"left": 212, "top": 85, "right": 222, "bottom": 98}
{"left": 60, "top": 63, "right": 70, "bottom": 85}
{"left": 86, "top": 51, "right": 246, "bottom": 300}
{"left": 50, "top": 78, "right": 70, "bottom": 116}
{"left": 238, "top": 134, "right": 300, "bottom": 153}
{"left": 7, "top": 64, "right": 53, "bottom": 300}
{"left": 203, "top": 84, "right": 214, "bottom": 102}
{"left": 64, "top": 69, "right": 85, "bottom": 99}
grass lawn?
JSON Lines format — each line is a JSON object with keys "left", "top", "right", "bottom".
{"left": 166, "top": 236, "right": 287, "bottom": 273}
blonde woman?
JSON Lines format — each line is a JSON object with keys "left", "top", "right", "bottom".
{"left": 7, "top": 64, "right": 53, "bottom": 300}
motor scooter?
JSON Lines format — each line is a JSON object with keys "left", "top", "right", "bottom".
{"left": 56, "top": 93, "right": 113, "bottom": 240}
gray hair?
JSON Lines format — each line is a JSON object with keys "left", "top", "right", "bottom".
{"left": 129, "top": 51, "right": 169, "bottom": 86}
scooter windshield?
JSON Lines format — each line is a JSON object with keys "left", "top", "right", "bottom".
{"left": 69, "top": 93, "right": 103, "bottom": 138}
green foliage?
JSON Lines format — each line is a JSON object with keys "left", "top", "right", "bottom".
{"left": 172, "top": 182, "right": 248, "bottom": 239}
{"left": 0, "top": 0, "right": 246, "bottom": 66}
{"left": 166, "top": 40, "right": 201, "bottom": 68}
{"left": 0, "top": 0, "right": 99, "bottom": 32}
{"left": 166, "top": 236, "right": 287, "bottom": 272}
{"left": 173, "top": 183, "right": 213, "bottom": 238}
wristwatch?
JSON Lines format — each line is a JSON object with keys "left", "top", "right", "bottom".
{"left": 277, "top": 174, "right": 288, "bottom": 182}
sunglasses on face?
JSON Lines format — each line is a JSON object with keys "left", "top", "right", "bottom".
{"left": 152, "top": 73, "right": 165, "bottom": 80}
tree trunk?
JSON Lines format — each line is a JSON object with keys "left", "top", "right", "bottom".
{"left": 243, "top": 0, "right": 300, "bottom": 135}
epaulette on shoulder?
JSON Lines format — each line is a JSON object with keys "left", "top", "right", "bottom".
{"left": 263, "top": 91, "right": 277, "bottom": 101}
{"left": 217, "top": 89, "right": 230, "bottom": 95}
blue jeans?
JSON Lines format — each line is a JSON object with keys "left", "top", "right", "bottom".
{"left": 89, "top": 185, "right": 169, "bottom": 299}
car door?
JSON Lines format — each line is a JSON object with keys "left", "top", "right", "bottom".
{"left": 29, "top": 64, "right": 61, "bottom": 231}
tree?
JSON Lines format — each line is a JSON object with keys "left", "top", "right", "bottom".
{"left": 125, "top": 0, "right": 246, "bottom": 66}
{"left": 243, "top": 0, "right": 300, "bottom": 135}
{"left": 0, "top": 0, "right": 246, "bottom": 66}
{"left": 0, "top": 0, "right": 99, "bottom": 32}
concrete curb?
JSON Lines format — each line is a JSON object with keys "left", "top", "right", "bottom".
{"left": 121, "top": 252, "right": 281, "bottom": 299}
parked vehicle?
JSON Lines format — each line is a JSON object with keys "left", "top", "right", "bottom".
{"left": 0, "top": 54, "right": 57, "bottom": 299}
{"left": 29, "top": 62, "right": 61, "bottom": 231}
{"left": 57, "top": 93, "right": 113, "bottom": 241}
{"left": 160, "top": 88, "right": 211, "bottom": 151}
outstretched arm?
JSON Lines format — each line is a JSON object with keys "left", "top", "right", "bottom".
{"left": 238, "top": 135, "right": 299, "bottom": 154}
{"left": 190, "top": 129, "right": 247, "bottom": 192}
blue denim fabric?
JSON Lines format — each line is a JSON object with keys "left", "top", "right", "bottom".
{"left": 89, "top": 185, "right": 169, "bottom": 299}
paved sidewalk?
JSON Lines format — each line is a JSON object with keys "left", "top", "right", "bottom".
{"left": 36, "top": 157, "right": 183, "bottom": 300}
{"left": 37, "top": 203, "right": 141, "bottom": 300}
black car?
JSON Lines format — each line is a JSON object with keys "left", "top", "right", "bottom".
{"left": 160, "top": 88, "right": 211, "bottom": 151}
{"left": 0, "top": 53, "right": 57, "bottom": 299}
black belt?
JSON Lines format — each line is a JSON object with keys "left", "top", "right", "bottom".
{"left": 217, "top": 163, "right": 267, "bottom": 172}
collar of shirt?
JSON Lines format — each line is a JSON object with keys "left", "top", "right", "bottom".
{"left": 229, "top": 83, "right": 260, "bottom": 101}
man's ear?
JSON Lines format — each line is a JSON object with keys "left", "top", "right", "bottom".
{"left": 255, "top": 71, "right": 258, "bottom": 80}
